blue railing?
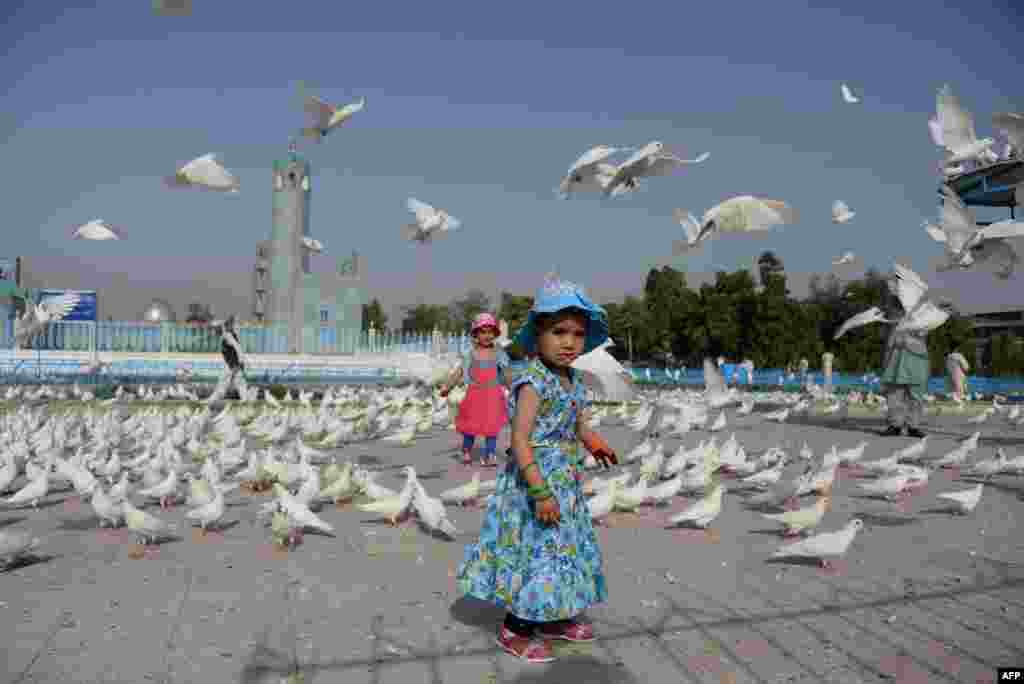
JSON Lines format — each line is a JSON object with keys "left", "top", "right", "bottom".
{"left": 0, "top": 320, "right": 474, "bottom": 356}
{"left": 623, "top": 367, "right": 1024, "bottom": 395}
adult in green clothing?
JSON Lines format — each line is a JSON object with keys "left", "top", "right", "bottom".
{"left": 880, "top": 326, "right": 930, "bottom": 437}
{"left": 879, "top": 263, "right": 950, "bottom": 438}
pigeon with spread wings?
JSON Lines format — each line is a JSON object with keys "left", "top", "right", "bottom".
{"left": 301, "top": 95, "right": 366, "bottom": 143}
{"left": 72, "top": 220, "right": 124, "bottom": 241}
{"left": 602, "top": 141, "right": 709, "bottom": 197}
{"left": 935, "top": 84, "right": 995, "bottom": 165}
{"left": 165, "top": 154, "right": 240, "bottom": 193}
{"left": 15, "top": 292, "right": 82, "bottom": 349}
{"left": 678, "top": 196, "right": 798, "bottom": 248}
{"left": 572, "top": 340, "right": 635, "bottom": 402}
{"left": 891, "top": 263, "right": 949, "bottom": 333}
{"left": 834, "top": 306, "right": 891, "bottom": 339}
{"left": 557, "top": 145, "right": 637, "bottom": 198}
{"left": 925, "top": 184, "right": 1024, "bottom": 276}
{"left": 403, "top": 197, "right": 461, "bottom": 244}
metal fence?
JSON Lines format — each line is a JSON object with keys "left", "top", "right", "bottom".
{"left": 0, "top": 320, "right": 475, "bottom": 356}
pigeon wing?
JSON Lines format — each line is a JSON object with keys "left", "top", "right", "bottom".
{"left": 642, "top": 152, "right": 710, "bottom": 177}
{"left": 979, "top": 220, "right": 1024, "bottom": 241}
{"left": 406, "top": 197, "right": 437, "bottom": 226}
{"left": 992, "top": 112, "right": 1024, "bottom": 151}
{"left": 834, "top": 307, "right": 885, "bottom": 339}
{"left": 568, "top": 145, "right": 620, "bottom": 175}
{"left": 572, "top": 347, "right": 635, "bottom": 401}
{"left": 891, "top": 263, "right": 928, "bottom": 312}
{"left": 923, "top": 223, "right": 948, "bottom": 244}
{"left": 937, "top": 85, "right": 977, "bottom": 151}
{"left": 714, "top": 197, "right": 795, "bottom": 233}
{"left": 439, "top": 213, "right": 461, "bottom": 233}
{"left": 927, "top": 116, "right": 945, "bottom": 147}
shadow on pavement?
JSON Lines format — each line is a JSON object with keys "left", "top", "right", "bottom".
{"left": 507, "top": 655, "right": 641, "bottom": 684}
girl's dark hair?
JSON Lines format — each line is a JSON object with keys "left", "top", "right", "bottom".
{"left": 534, "top": 307, "right": 587, "bottom": 332}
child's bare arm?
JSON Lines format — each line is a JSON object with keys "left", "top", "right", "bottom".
{"left": 510, "top": 385, "right": 547, "bottom": 490}
{"left": 577, "top": 407, "right": 617, "bottom": 468}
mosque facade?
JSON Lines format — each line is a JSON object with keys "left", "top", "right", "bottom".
{"left": 252, "top": 147, "right": 365, "bottom": 353}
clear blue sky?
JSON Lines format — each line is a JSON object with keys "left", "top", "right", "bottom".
{"left": 3, "top": 0, "right": 1022, "bottom": 323}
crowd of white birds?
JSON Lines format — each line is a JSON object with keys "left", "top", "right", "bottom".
{"left": 2, "top": 356, "right": 1022, "bottom": 571}
{"left": 16, "top": 82, "right": 1019, "bottom": 360}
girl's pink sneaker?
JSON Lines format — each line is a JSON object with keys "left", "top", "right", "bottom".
{"left": 536, "top": 620, "right": 595, "bottom": 642}
{"left": 496, "top": 626, "right": 555, "bottom": 663}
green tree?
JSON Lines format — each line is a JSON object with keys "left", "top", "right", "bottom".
{"left": 926, "top": 305, "right": 975, "bottom": 375}
{"left": 497, "top": 292, "right": 533, "bottom": 338}
{"left": 400, "top": 302, "right": 451, "bottom": 333}
{"left": 643, "top": 266, "right": 693, "bottom": 365}
{"left": 361, "top": 298, "right": 388, "bottom": 332}
{"left": 989, "top": 333, "right": 1024, "bottom": 376}
{"left": 605, "top": 295, "right": 652, "bottom": 363}
{"left": 757, "top": 250, "right": 784, "bottom": 286}
{"left": 448, "top": 289, "right": 491, "bottom": 333}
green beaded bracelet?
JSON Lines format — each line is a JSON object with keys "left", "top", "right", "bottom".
{"left": 527, "top": 483, "right": 552, "bottom": 498}
{"left": 522, "top": 462, "right": 540, "bottom": 475}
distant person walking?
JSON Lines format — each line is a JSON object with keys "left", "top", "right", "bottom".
{"left": 946, "top": 350, "right": 970, "bottom": 399}
{"left": 739, "top": 359, "right": 754, "bottom": 386}
{"left": 208, "top": 316, "right": 248, "bottom": 401}
{"left": 822, "top": 351, "right": 835, "bottom": 393}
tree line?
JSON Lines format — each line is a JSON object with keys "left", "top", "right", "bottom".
{"left": 360, "top": 251, "right": 1024, "bottom": 376}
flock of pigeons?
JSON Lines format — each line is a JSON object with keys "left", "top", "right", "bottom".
{"left": 18, "top": 83, "right": 1022, "bottom": 356}
{"left": 1, "top": 359, "right": 1021, "bottom": 571}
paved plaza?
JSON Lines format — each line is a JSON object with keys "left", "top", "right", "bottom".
{"left": 2, "top": 405, "right": 1023, "bottom": 684}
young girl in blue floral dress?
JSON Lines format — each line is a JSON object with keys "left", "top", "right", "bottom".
{"left": 456, "top": 276, "right": 620, "bottom": 663}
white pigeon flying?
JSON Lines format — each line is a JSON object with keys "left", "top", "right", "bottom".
{"left": 301, "top": 95, "right": 366, "bottom": 142}
{"left": 832, "top": 251, "right": 856, "bottom": 266}
{"left": 890, "top": 263, "right": 949, "bottom": 333}
{"left": 165, "top": 153, "right": 240, "bottom": 193}
{"left": 571, "top": 340, "right": 635, "bottom": 401}
{"left": 14, "top": 292, "right": 82, "bottom": 349}
{"left": 935, "top": 85, "right": 995, "bottom": 165}
{"left": 403, "top": 198, "right": 461, "bottom": 244}
{"left": 557, "top": 145, "right": 633, "bottom": 197}
{"left": 602, "top": 141, "right": 708, "bottom": 197}
{"left": 834, "top": 307, "right": 891, "bottom": 339}
{"left": 301, "top": 236, "right": 324, "bottom": 253}
{"left": 840, "top": 83, "right": 860, "bottom": 104}
{"left": 680, "top": 196, "right": 798, "bottom": 247}
{"left": 832, "top": 200, "right": 855, "bottom": 224}
{"left": 72, "top": 220, "right": 124, "bottom": 241}
{"left": 926, "top": 184, "right": 1024, "bottom": 275}
{"left": 671, "top": 209, "right": 707, "bottom": 253}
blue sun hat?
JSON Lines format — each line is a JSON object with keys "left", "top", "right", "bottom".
{"left": 513, "top": 275, "right": 609, "bottom": 355}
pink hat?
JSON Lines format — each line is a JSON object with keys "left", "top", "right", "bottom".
{"left": 471, "top": 312, "right": 498, "bottom": 333}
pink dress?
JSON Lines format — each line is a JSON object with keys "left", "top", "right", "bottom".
{"left": 455, "top": 347, "right": 509, "bottom": 437}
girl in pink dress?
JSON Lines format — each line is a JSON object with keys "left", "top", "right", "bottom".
{"left": 440, "top": 313, "right": 512, "bottom": 467}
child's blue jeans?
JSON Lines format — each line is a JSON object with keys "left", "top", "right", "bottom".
{"left": 462, "top": 434, "right": 497, "bottom": 456}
